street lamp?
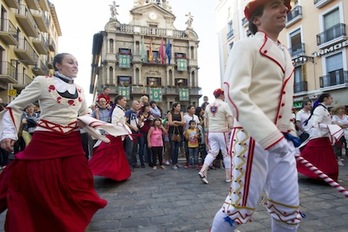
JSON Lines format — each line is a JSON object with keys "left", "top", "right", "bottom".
{"left": 292, "top": 55, "right": 314, "bottom": 67}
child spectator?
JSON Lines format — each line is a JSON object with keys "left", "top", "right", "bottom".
{"left": 184, "top": 120, "right": 200, "bottom": 169}
{"left": 148, "top": 118, "right": 167, "bottom": 170}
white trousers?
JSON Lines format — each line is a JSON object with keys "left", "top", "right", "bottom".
{"left": 204, "top": 132, "right": 231, "bottom": 168}
{"left": 211, "top": 128, "right": 301, "bottom": 231}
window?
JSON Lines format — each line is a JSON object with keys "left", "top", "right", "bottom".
{"left": 147, "top": 77, "right": 161, "bottom": 87}
{"left": 324, "top": 8, "right": 339, "bottom": 30}
{"left": 119, "top": 48, "right": 131, "bottom": 54}
{"left": 117, "top": 76, "right": 131, "bottom": 87}
{"left": 289, "top": 29, "right": 303, "bottom": 57}
{"left": 326, "top": 52, "right": 343, "bottom": 86}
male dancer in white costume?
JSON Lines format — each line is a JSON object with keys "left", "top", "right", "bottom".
{"left": 198, "top": 88, "right": 233, "bottom": 184}
{"left": 211, "top": 1, "right": 302, "bottom": 231}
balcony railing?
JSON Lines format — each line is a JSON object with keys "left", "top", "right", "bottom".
{"left": 287, "top": 5, "right": 302, "bottom": 23}
{"left": 117, "top": 24, "right": 188, "bottom": 39}
{"left": 0, "top": 19, "right": 18, "bottom": 45}
{"left": 320, "top": 70, "right": 348, "bottom": 88}
{"left": 316, "top": 23, "right": 346, "bottom": 46}
{"left": 0, "top": 61, "right": 17, "bottom": 83}
{"left": 289, "top": 43, "right": 305, "bottom": 57}
{"left": 14, "top": 38, "right": 38, "bottom": 64}
{"left": 314, "top": 0, "right": 333, "bottom": 8}
{"left": 294, "top": 81, "right": 308, "bottom": 93}
{"left": 227, "top": 29, "right": 234, "bottom": 40}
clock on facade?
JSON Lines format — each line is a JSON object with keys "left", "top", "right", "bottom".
{"left": 148, "top": 12, "right": 158, "bottom": 20}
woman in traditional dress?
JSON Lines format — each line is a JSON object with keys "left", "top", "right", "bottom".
{"left": 0, "top": 53, "right": 107, "bottom": 232}
{"left": 89, "top": 95, "right": 131, "bottom": 181}
{"left": 297, "top": 93, "right": 339, "bottom": 181}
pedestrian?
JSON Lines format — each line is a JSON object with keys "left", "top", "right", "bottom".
{"left": 198, "top": 88, "right": 233, "bottom": 184}
{"left": 211, "top": 1, "right": 303, "bottom": 231}
{"left": 0, "top": 53, "right": 107, "bottom": 232}
{"left": 147, "top": 118, "right": 167, "bottom": 170}
{"left": 332, "top": 105, "right": 348, "bottom": 162}
{"left": 138, "top": 102, "right": 154, "bottom": 167}
{"left": 297, "top": 93, "right": 340, "bottom": 180}
{"left": 89, "top": 95, "right": 131, "bottom": 181}
{"left": 296, "top": 99, "right": 312, "bottom": 142}
{"left": 184, "top": 120, "right": 200, "bottom": 168}
{"left": 167, "top": 102, "right": 185, "bottom": 170}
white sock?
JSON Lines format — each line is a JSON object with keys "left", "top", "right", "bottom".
{"left": 211, "top": 209, "right": 237, "bottom": 232}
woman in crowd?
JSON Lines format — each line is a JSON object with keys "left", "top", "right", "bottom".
{"left": 167, "top": 102, "right": 185, "bottom": 170}
{"left": 89, "top": 95, "right": 131, "bottom": 181}
{"left": 297, "top": 93, "right": 339, "bottom": 181}
{"left": 0, "top": 53, "right": 107, "bottom": 232}
{"left": 331, "top": 105, "right": 348, "bottom": 165}
{"left": 138, "top": 102, "right": 154, "bottom": 167}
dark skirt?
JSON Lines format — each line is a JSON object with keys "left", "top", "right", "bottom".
{"left": 0, "top": 131, "right": 107, "bottom": 232}
{"left": 297, "top": 137, "right": 339, "bottom": 181}
{"left": 89, "top": 135, "right": 131, "bottom": 181}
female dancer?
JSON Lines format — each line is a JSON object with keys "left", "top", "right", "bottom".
{"left": 89, "top": 95, "right": 131, "bottom": 181}
{"left": 297, "top": 93, "right": 339, "bottom": 181}
{"left": 0, "top": 53, "right": 107, "bottom": 232}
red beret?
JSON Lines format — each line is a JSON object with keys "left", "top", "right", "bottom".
{"left": 244, "top": 0, "right": 291, "bottom": 20}
{"left": 213, "top": 88, "right": 224, "bottom": 98}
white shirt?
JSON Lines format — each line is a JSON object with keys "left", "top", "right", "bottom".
{"left": 183, "top": 113, "right": 200, "bottom": 131}
{"left": 296, "top": 109, "right": 311, "bottom": 134}
{"left": 204, "top": 99, "right": 233, "bottom": 133}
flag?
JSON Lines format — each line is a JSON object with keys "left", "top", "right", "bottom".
{"left": 165, "top": 38, "right": 171, "bottom": 64}
{"left": 159, "top": 38, "right": 165, "bottom": 64}
{"left": 140, "top": 36, "right": 146, "bottom": 62}
{"left": 148, "top": 37, "right": 153, "bottom": 62}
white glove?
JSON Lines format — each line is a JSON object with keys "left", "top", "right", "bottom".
{"left": 267, "top": 138, "right": 291, "bottom": 157}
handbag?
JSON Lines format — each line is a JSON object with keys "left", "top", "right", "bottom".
{"left": 171, "top": 127, "right": 181, "bottom": 142}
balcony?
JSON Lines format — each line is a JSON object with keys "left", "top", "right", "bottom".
{"left": 316, "top": 23, "right": 346, "bottom": 47}
{"left": 131, "top": 85, "right": 147, "bottom": 95}
{"left": 3, "top": 0, "right": 19, "bottom": 8}
{"left": 189, "top": 87, "right": 202, "bottom": 96}
{"left": 32, "top": 10, "right": 49, "bottom": 33}
{"left": 48, "top": 38, "right": 57, "bottom": 52}
{"left": 15, "top": 4, "right": 38, "bottom": 37}
{"left": 289, "top": 43, "right": 305, "bottom": 57}
{"left": 286, "top": 5, "right": 302, "bottom": 28}
{"left": 38, "top": 0, "right": 50, "bottom": 11}
{"left": 32, "top": 60, "right": 49, "bottom": 76}
{"left": 0, "top": 61, "right": 17, "bottom": 84}
{"left": 116, "top": 24, "right": 188, "bottom": 39}
{"left": 0, "top": 19, "right": 19, "bottom": 46}
{"left": 13, "top": 73, "right": 32, "bottom": 91}
{"left": 294, "top": 81, "right": 308, "bottom": 93}
{"left": 164, "top": 87, "right": 179, "bottom": 96}
{"left": 227, "top": 29, "right": 234, "bottom": 40}
{"left": 32, "top": 33, "right": 49, "bottom": 54}
{"left": 24, "top": 0, "right": 40, "bottom": 10}
{"left": 320, "top": 70, "right": 348, "bottom": 88}
{"left": 314, "top": 0, "right": 333, "bottom": 8}
{"left": 14, "top": 38, "right": 39, "bottom": 65}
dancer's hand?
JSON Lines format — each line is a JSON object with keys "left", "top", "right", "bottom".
{"left": 0, "top": 138, "right": 15, "bottom": 152}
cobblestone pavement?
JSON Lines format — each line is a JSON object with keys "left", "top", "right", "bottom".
{"left": 0, "top": 157, "right": 347, "bottom": 231}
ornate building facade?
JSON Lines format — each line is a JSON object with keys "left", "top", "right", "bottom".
{"left": 0, "top": 0, "right": 61, "bottom": 103}
{"left": 216, "top": 0, "right": 348, "bottom": 108}
{"left": 90, "top": 0, "right": 201, "bottom": 111}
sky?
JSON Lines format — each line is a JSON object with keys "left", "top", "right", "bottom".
{"left": 50, "top": 0, "right": 221, "bottom": 105}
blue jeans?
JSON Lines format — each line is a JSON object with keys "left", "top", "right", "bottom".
{"left": 188, "top": 147, "right": 199, "bottom": 166}
{"left": 139, "top": 132, "right": 153, "bottom": 167}
{"left": 169, "top": 133, "right": 182, "bottom": 165}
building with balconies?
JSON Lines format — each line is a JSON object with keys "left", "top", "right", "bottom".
{"left": 90, "top": 1, "right": 202, "bottom": 112}
{"left": 0, "top": 0, "right": 61, "bottom": 103}
{"left": 216, "top": 0, "right": 348, "bottom": 108}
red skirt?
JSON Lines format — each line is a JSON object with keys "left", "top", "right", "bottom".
{"left": 297, "top": 137, "right": 339, "bottom": 181}
{"left": 89, "top": 135, "right": 131, "bottom": 181}
{"left": 0, "top": 131, "right": 107, "bottom": 232}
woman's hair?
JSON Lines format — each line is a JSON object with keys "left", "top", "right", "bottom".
{"left": 139, "top": 102, "right": 150, "bottom": 114}
{"left": 331, "top": 105, "right": 346, "bottom": 116}
{"left": 53, "top": 53, "right": 70, "bottom": 71}
{"left": 248, "top": 5, "right": 265, "bottom": 35}
{"left": 171, "top": 102, "right": 179, "bottom": 114}
{"left": 152, "top": 117, "right": 162, "bottom": 126}
{"left": 304, "top": 93, "right": 331, "bottom": 126}
{"left": 114, "top": 95, "right": 124, "bottom": 104}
